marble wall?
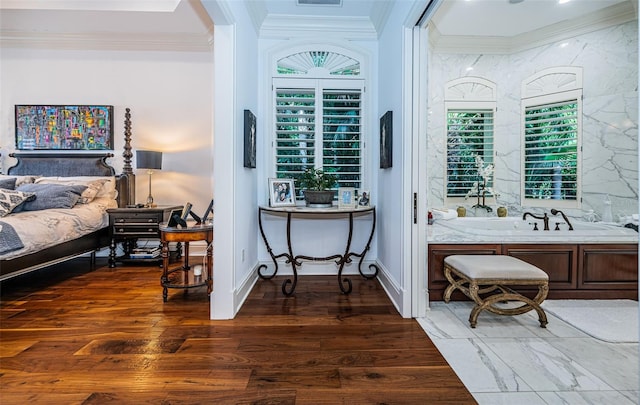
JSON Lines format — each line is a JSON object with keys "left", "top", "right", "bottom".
{"left": 427, "top": 21, "right": 638, "bottom": 221}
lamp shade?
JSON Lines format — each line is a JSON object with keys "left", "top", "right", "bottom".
{"left": 136, "top": 150, "right": 162, "bottom": 170}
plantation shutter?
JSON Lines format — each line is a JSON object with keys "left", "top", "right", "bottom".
{"left": 323, "top": 89, "right": 362, "bottom": 188}
{"left": 446, "top": 109, "right": 494, "bottom": 198}
{"left": 274, "top": 81, "right": 363, "bottom": 199}
{"left": 523, "top": 99, "right": 578, "bottom": 201}
{"left": 275, "top": 88, "right": 316, "bottom": 193}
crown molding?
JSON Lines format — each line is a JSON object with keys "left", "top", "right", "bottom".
{"left": 430, "top": 2, "right": 637, "bottom": 55}
{"left": 0, "top": 30, "right": 213, "bottom": 52}
{"left": 259, "top": 14, "right": 377, "bottom": 40}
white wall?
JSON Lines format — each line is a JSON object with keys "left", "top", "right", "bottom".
{"left": 427, "top": 21, "right": 639, "bottom": 220}
{"left": 376, "top": 0, "right": 420, "bottom": 316}
{"left": 255, "top": 38, "right": 379, "bottom": 278}
{"left": 205, "top": 0, "right": 260, "bottom": 318}
{"left": 228, "top": 0, "right": 260, "bottom": 306}
{"left": 0, "top": 48, "right": 214, "bottom": 221}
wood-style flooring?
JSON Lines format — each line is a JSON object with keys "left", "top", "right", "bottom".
{"left": 1, "top": 258, "right": 475, "bottom": 404}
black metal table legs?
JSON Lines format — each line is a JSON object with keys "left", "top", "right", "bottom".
{"left": 257, "top": 207, "right": 378, "bottom": 296}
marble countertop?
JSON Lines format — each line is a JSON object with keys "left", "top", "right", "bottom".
{"left": 428, "top": 218, "right": 639, "bottom": 244}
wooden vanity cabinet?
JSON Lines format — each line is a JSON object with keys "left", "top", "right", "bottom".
{"left": 427, "top": 244, "right": 502, "bottom": 301}
{"left": 428, "top": 243, "right": 638, "bottom": 300}
{"left": 579, "top": 244, "right": 638, "bottom": 291}
{"left": 502, "top": 244, "right": 578, "bottom": 290}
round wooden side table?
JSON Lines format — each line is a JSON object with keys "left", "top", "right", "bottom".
{"left": 159, "top": 222, "right": 213, "bottom": 302}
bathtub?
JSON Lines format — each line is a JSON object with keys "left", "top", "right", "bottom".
{"left": 431, "top": 216, "right": 638, "bottom": 243}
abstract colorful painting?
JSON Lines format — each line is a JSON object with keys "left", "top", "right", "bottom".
{"left": 15, "top": 105, "right": 114, "bottom": 150}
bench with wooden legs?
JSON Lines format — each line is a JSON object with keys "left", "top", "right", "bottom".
{"left": 443, "top": 255, "right": 549, "bottom": 328}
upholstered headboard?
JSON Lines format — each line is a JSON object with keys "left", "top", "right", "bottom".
{"left": 7, "top": 152, "right": 133, "bottom": 208}
{"left": 7, "top": 153, "right": 116, "bottom": 177}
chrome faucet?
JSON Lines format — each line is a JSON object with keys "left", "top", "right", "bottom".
{"left": 522, "top": 212, "right": 550, "bottom": 231}
{"left": 551, "top": 209, "right": 574, "bottom": 230}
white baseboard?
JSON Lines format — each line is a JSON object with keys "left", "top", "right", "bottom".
{"left": 374, "top": 260, "right": 407, "bottom": 317}
{"left": 234, "top": 267, "right": 258, "bottom": 314}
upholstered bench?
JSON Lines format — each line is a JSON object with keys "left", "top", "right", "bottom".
{"left": 443, "top": 255, "right": 549, "bottom": 328}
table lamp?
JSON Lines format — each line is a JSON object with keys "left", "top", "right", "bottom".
{"left": 136, "top": 150, "right": 162, "bottom": 207}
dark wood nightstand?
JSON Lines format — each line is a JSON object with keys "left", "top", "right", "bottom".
{"left": 107, "top": 205, "right": 182, "bottom": 268}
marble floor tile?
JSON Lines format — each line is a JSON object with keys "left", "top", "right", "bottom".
{"left": 418, "top": 304, "right": 477, "bottom": 339}
{"left": 419, "top": 300, "right": 639, "bottom": 402}
{"left": 546, "top": 338, "right": 639, "bottom": 391}
{"left": 536, "top": 390, "right": 637, "bottom": 405}
{"left": 429, "top": 337, "right": 533, "bottom": 393}
{"left": 481, "top": 337, "right": 615, "bottom": 392}
{"left": 472, "top": 391, "right": 546, "bottom": 405}
{"left": 619, "top": 390, "right": 639, "bottom": 403}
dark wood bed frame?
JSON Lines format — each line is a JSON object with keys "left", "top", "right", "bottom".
{"left": 0, "top": 108, "right": 136, "bottom": 281}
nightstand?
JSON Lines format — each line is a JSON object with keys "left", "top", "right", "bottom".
{"left": 108, "top": 205, "right": 182, "bottom": 268}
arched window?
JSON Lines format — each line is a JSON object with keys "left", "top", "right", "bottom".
{"left": 521, "top": 67, "right": 582, "bottom": 208}
{"left": 272, "top": 47, "right": 365, "bottom": 198}
{"left": 445, "top": 77, "right": 497, "bottom": 202}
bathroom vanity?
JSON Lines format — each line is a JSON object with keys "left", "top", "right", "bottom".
{"left": 428, "top": 218, "right": 638, "bottom": 300}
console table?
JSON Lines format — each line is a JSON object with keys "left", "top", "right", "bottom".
{"left": 258, "top": 205, "right": 379, "bottom": 296}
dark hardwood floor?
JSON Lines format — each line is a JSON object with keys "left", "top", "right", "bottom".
{"left": 1, "top": 258, "right": 475, "bottom": 404}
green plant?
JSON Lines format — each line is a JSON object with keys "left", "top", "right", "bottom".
{"left": 298, "top": 168, "right": 337, "bottom": 191}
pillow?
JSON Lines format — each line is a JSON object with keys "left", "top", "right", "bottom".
{"left": 0, "top": 189, "right": 35, "bottom": 217}
{"left": 76, "top": 179, "right": 108, "bottom": 204}
{"left": 0, "top": 175, "right": 38, "bottom": 188}
{"left": 16, "top": 183, "right": 87, "bottom": 211}
{"left": 35, "top": 176, "right": 117, "bottom": 200}
{"left": 0, "top": 177, "right": 17, "bottom": 190}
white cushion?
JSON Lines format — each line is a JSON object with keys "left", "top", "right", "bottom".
{"left": 0, "top": 189, "right": 35, "bottom": 217}
{"left": 35, "top": 176, "right": 117, "bottom": 200}
{"left": 445, "top": 255, "right": 548, "bottom": 280}
{"left": 0, "top": 174, "right": 39, "bottom": 188}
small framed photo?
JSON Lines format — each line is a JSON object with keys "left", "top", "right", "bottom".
{"left": 338, "top": 187, "right": 355, "bottom": 209}
{"left": 244, "top": 109, "right": 256, "bottom": 169}
{"left": 269, "top": 178, "right": 296, "bottom": 207}
{"left": 357, "top": 190, "right": 370, "bottom": 207}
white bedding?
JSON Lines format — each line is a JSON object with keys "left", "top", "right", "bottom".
{"left": 0, "top": 197, "right": 117, "bottom": 260}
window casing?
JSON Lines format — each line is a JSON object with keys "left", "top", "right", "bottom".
{"left": 274, "top": 78, "right": 363, "bottom": 199}
{"left": 522, "top": 90, "right": 581, "bottom": 208}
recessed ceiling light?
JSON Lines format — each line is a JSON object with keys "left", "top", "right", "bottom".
{"left": 297, "top": 0, "right": 342, "bottom": 5}
{"left": 558, "top": 0, "right": 571, "bottom": 4}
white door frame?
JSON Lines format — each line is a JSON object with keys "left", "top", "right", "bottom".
{"left": 409, "top": 0, "right": 442, "bottom": 318}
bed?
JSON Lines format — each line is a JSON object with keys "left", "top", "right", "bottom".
{"left": 0, "top": 110, "right": 136, "bottom": 280}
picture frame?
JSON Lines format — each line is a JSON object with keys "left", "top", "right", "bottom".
{"left": 338, "top": 187, "right": 355, "bottom": 209}
{"left": 244, "top": 109, "right": 256, "bottom": 168}
{"left": 357, "top": 190, "right": 371, "bottom": 207}
{"left": 202, "top": 199, "right": 214, "bottom": 223}
{"left": 167, "top": 208, "right": 186, "bottom": 227}
{"left": 269, "top": 178, "right": 296, "bottom": 207}
{"left": 380, "top": 110, "right": 392, "bottom": 169}
{"left": 15, "top": 105, "right": 114, "bottom": 150}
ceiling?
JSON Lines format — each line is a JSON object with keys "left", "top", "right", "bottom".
{"left": 0, "top": 0, "right": 636, "bottom": 51}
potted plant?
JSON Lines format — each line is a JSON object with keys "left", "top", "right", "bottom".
{"left": 299, "top": 167, "right": 337, "bottom": 207}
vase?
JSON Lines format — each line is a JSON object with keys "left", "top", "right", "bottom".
{"left": 304, "top": 190, "right": 334, "bottom": 208}
{"left": 457, "top": 206, "right": 466, "bottom": 217}
{"left": 497, "top": 206, "right": 507, "bottom": 217}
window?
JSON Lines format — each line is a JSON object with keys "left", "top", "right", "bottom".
{"left": 523, "top": 95, "right": 579, "bottom": 204}
{"left": 521, "top": 67, "right": 582, "bottom": 208}
{"left": 444, "top": 77, "right": 497, "bottom": 201}
{"left": 446, "top": 108, "right": 495, "bottom": 198}
{"left": 274, "top": 79, "right": 363, "bottom": 198}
